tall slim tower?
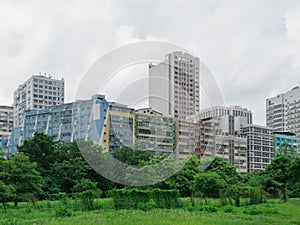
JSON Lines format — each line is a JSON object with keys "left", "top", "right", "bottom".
{"left": 266, "top": 86, "right": 300, "bottom": 151}
{"left": 13, "top": 74, "right": 65, "bottom": 127}
{"left": 149, "top": 51, "right": 200, "bottom": 120}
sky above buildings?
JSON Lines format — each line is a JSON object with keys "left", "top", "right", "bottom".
{"left": 1, "top": 0, "right": 300, "bottom": 125}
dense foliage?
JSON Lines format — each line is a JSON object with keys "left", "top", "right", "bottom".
{"left": 1, "top": 132, "right": 300, "bottom": 213}
{"left": 108, "top": 189, "right": 180, "bottom": 209}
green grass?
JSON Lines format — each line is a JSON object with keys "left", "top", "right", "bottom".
{"left": 1, "top": 198, "right": 300, "bottom": 225}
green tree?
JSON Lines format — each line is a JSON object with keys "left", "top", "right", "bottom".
{"left": 0, "top": 159, "right": 15, "bottom": 212}
{"left": 0, "top": 181, "right": 15, "bottom": 213}
{"left": 5, "top": 153, "right": 42, "bottom": 207}
{"left": 113, "top": 147, "right": 154, "bottom": 166}
{"left": 18, "top": 132, "right": 60, "bottom": 174}
{"left": 155, "top": 155, "right": 200, "bottom": 197}
{"left": 287, "top": 156, "right": 300, "bottom": 197}
{"left": 204, "top": 157, "right": 241, "bottom": 184}
{"left": 265, "top": 156, "right": 291, "bottom": 202}
{"left": 194, "top": 172, "right": 226, "bottom": 202}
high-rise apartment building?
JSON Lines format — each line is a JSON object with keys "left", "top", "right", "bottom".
{"left": 200, "top": 118, "right": 248, "bottom": 173}
{"left": 241, "top": 124, "right": 274, "bottom": 172}
{"left": 200, "top": 105, "right": 253, "bottom": 126}
{"left": 13, "top": 74, "right": 65, "bottom": 127}
{"left": 149, "top": 51, "right": 200, "bottom": 120}
{"left": 266, "top": 86, "right": 300, "bottom": 152}
{"left": 3, "top": 95, "right": 178, "bottom": 157}
{"left": 135, "top": 108, "right": 176, "bottom": 155}
{"left": 176, "top": 120, "right": 201, "bottom": 160}
{"left": 0, "top": 106, "right": 13, "bottom": 133}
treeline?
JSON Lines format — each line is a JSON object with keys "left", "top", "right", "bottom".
{"left": 1, "top": 132, "right": 300, "bottom": 211}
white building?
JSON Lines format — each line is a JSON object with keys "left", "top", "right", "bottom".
{"left": 266, "top": 86, "right": 300, "bottom": 151}
{"left": 241, "top": 124, "right": 274, "bottom": 172}
{"left": 0, "top": 106, "right": 13, "bottom": 133}
{"left": 198, "top": 105, "right": 253, "bottom": 136}
{"left": 200, "top": 118, "right": 248, "bottom": 173}
{"left": 149, "top": 51, "right": 200, "bottom": 120}
{"left": 200, "top": 105, "right": 253, "bottom": 125}
{"left": 13, "top": 74, "right": 65, "bottom": 127}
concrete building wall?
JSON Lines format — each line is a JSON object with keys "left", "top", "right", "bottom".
{"left": 241, "top": 124, "right": 274, "bottom": 172}
{"left": 266, "top": 86, "right": 300, "bottom": 153}
{"left": 176, "top": 120, "right": 201, "bottom": 160}
{"left": 0, "top": 106, "right": 13, "bottom": 133}
{"left": 149, "top": 51, "right": 200, "bottom": 120}
{"left": 135, "top": 111, "right": 176, "bottom": 155}
{"left": 273, "top": 132, "right": 298, "bottom": 157}
{"left": 13, "top": 74, "right": 65, "bottom": 127}
{"left": 199, "top": 118, "right": 248, "bottom": 173}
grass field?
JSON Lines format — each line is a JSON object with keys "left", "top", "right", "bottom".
{"left": 1, "top": 198, "right": 300, "bottom": 225}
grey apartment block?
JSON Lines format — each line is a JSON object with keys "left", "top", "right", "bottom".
{"left": 13, "top": 74, "right": 65, "bottom": 127}
{"left": 266, "top": 86, "right": 300, "bottom": 153}
{"left": 200, "top": 105, "right": 253, "bottom": 126}
{"left": 0, "top": 105, "right": 13, "bottom": 133}
{"left": 149, "top": 51, "right": 200, "bottom": 120}
{"left": 241, "top": 124, "right": 274, "bottom": 172}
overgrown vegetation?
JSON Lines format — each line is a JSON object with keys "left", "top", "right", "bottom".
{"left": 1, "top": 132, "right": 300, "bottom": 224}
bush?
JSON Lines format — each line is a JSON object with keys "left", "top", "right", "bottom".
{"left": 199, "top": 205, "right": 217, "bottom": 212}
{"left": 219, "top": 189, "right": 228, "bottom": 206}
{"left": 55, "top": 206, "right": 72, "bottom": 217}
{"left": 108, "top": 189, "right": 180, "bottom": 209}
{"left": 242, "top": 205, "right": 279, "bottom": 215}
{"left": 72, "top": 179, "right": 98, "bottom": 193}
{"left": 222, "top": 205, "right": 235, "bottom": 213}
{"left": 137, "top": 199, "right": 156, "bottom": 211}
{"left": 52, "top": 192, "right": 68, "bottom": 201}
{"left": 73, "top": 189, "right": 102, "bottom": 211}
{"left": 152, "top": 189, "right": 180, "bottom": 209}
{"left": 249, "top": 188, "right": 263, "bottom": 205}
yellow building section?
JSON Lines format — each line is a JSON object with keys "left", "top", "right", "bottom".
{"left": 101, "top": 109, "right": 135, "bottom": 151}
{"left": 135, "top": 112, "right": 176, "bottom": 153}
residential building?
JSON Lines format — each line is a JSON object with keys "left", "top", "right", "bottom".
{"left": 3, "top": 94, "right": 108, "bottom": 154}
{"left": 3, "top": 95, "right": 180, "bottom": 156}
{"left": 0, "top": 105, "right": 13, "bottom": 133}
{"left": 266, "top": 86, "right": 300, "bottom": 153}
{"left": 13, "top": 74, "right": 65, "bottom": 127}
{"left": 101, "top": 102, "right": 135, "bottom": 152}
{"left": 273, "top": 131, "right": 298, "bottom": 157}
{"left": 135, "top": 108, "right": 176, "bottom": 155}
{"left": 149, "top": 51, "right": 200, "bottom": 120}
{"left": 241, "top": 124, "right": 274, "bottom": 172}
{"left": 200, "top": 105, "right": 253, "bottom": 126}
{"left": 176, "top": 120, "right": 201, "bottom": 160}
{"left": 200, "top": 118, "right": 248, "bottom": 173}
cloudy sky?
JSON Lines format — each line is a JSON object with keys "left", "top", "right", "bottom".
{"left": 1, "top": 0, "right": 300, "bottom": 125}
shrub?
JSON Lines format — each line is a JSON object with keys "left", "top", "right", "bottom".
{"left": 108, "top": 189, "right": 151, "bottom": 209}
{"left": 74, "top": 189, "right": 102, "bottom": 211}
{"left": 152, "top": 189, "right": 180, "bottom": 209}
{"left": 52, "top": 192, "right": 68, "bottom": 201}
{"left": 108, "top": 189, "right": 180, "bottom": 210}
{"left": 249, "top": 188, "right": 263, "bottom": 205}
{"left": 242, "top": 205, "right": 279, "bottom": 215}
{"left": 137, "top": 199, "right": 156, "bottom": 211}
{"left": 55, "top": 206, "right": 72, "bottom": 217}
{"left": 222, "top": 205, "right": 235, "bottom": 213}
{"left": 219, "top": 189, "right": 228, "bottom": 206}
{"left": 199, "top": 205, "right": 217, "bottom": 212}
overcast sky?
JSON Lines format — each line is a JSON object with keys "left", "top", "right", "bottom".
{"left": 1, "top": 0, "right": 300, "bottom": 125}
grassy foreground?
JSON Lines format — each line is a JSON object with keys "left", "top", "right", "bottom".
{"left": 1, "top": 198, "right": 300, "bottom": 225}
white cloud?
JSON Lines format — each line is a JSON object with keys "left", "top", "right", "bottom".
{"left": 1, "top": 0, "right": 300, "bottom": 125}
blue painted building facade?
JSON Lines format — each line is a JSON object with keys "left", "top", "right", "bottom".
{"left": 274, "top": 131, "right": 298, "bottom": 157}
{"left": 1, "top": 94, "right": 109, "bottom": 156}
